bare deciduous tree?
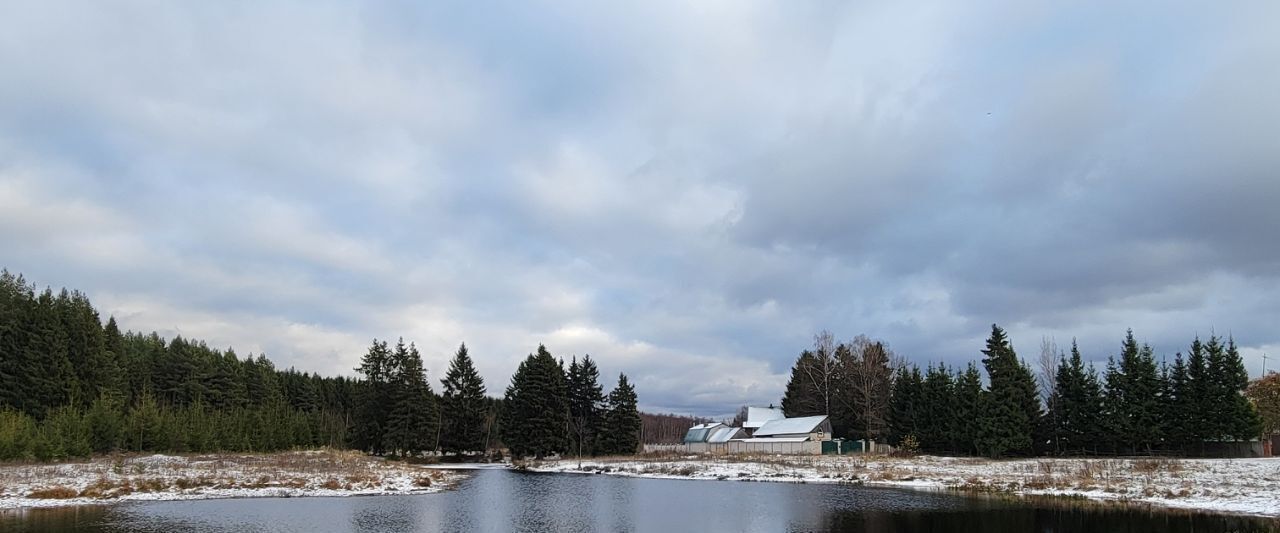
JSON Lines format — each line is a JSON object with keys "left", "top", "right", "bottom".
{"left": 833, "top": 335, "right": 894, "bottom": 441}
{"left": 1038, "top": 336, "right": 1061, "bottom": 453}
{"left": 799, "top": 330, "right": 838, "bottom": 417}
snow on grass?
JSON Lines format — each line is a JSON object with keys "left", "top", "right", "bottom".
{"left": 528, "top": 454, "right": 1280, "bottom": 517}
{"left": 0, "top": 449, "right": 461, "bottom": 509}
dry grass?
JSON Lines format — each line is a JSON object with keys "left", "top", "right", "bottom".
{"left": 27, "top": 486, "right": 79, "bottom": 499}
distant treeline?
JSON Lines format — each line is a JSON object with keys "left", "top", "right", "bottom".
{"left": 0, "top": 270, "right": 642, "bottom": 461}
{"left": 781, "top": 325, "right": 1263, "bottom": 457}
{"left": 640, "top": 412, "right": 713, "bottom": 444}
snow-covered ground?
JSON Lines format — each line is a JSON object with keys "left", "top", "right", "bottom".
{"left": 0, "top": 449, "right": 461, "bottom": 509}
{"left": 529, "top": 454, "right": 1280, "bottom": 517}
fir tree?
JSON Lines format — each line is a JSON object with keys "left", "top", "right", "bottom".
{"left": 440, "top": 343, "right": 488, "bottom": 455}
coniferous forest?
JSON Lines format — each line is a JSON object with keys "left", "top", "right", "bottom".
{"left": 782, "top": 325, "right": 1264, "bottom": 457}
{"left": 0, "top": 270, "right": 642, "bottom": 461}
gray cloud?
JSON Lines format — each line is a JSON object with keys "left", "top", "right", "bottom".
{"left": 2, "top": 1, "right": 1278, "bottom": 417}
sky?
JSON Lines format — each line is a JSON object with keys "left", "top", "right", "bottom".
{"left": 2, "top": 1, "right": 1278, "bottom": 418}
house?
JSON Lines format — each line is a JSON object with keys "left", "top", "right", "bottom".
{"left": 742, "top": 406, "right": 785, "bottom": 437}
{"left": 683, "top": 422, "right": 746, "bottom": 444}
{"left": 746, "top": 415, "right": 831, "bottom": 443}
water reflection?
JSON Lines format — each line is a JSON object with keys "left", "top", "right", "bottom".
{"left": 2, "top": 469, "right": 1278, "bottom": 533}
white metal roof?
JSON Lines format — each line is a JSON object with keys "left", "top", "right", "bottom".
{"left": 753, "top": 415, "right": 829, "bottom": 437}
{"left": 733, "top": 436, "right": 809, "bottom": 443}
{"left": 707, "top": 426, "right": 744, "bottom": 443}
{"left": 743, "top": 406, "right": 786, "bottom": 428}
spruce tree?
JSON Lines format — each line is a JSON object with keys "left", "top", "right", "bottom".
{"left": 976, "top": 324, "right": 1039, "bottom": 457}
{"left": 1105, "top": 331, "right": 1162, "bottom": 453}
{"left": 599, "top": 373, "right": 641, "bottom": 455}
{"left": 440, "top": 343, "right": 488, "bottom": 455}
{"left": 953, "top": 363, "right": 984, "bottom": 455}
{"left": 501, "top": 345, "right": 569, "bottom": 458}
{"left": 1185, "top": 337, "right": 1210, "bottom": 447}
{"left": 918, "top": 364, "right": 954, "bottom": 453}
{"left": 1223, "top": 338, "right": 1262, "bottom": 441}
{"left": 1053, "top": 340, "right": 1104, "bottom": 454}
{"left": 383, "top": 339, "right": 438, "bottom": 456}
{"left": 352, "top": 339, "right": 392, "bottom": 454}
{"left": 888, "top": 365, "right": 922, "bottom": 445}
{"left": 781, "top": 350, "right": 824, "bottom": 417}
{"left": 566, "top": 355, "right": 604, "bottom": 457}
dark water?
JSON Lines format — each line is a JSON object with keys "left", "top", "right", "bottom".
{"left": 3, "top": 469, "right": 1278, "bottom": 532}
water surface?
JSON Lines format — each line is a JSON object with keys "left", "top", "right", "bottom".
{"left": 3, "top": 469, "right": 1277, "bottom": 532}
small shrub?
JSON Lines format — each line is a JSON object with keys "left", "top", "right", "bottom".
{"left": 413, "top": 476, "right": 433, "bottom": 488}
{"left": 28, "top": 486, "right": 79, "bottom": 499}
{"left": 893, "top": 435, "right": 920, "bottom": 457}
{"left": 320, "top": 479, "right": 342, "bottom": 490}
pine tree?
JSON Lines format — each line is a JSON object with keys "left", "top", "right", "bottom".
{"left": 440, "top": 343, "right": 489, "bottom": 455}
{"left": 566, "top": 355, "right": 604, "bottom": 457}
{"left": 976, "top": 324, "right": 1040, "bottom": 457}
{"left": 501, "top": 345, "right": 569, "bottom": 458}
{"left": 599, "top": 373, "right": 641, "bottom": 455}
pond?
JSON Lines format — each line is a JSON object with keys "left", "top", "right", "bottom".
{"left": 3, "top": 469, "right": 1278, "bottom": 532}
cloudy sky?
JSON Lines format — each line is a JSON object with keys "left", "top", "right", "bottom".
{"left": 2, "top": 1, "right": 1278, "bottom": 417}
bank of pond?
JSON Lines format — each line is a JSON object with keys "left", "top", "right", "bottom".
{"left": 3, "top": 469, "right": 1278, "bottom": 533}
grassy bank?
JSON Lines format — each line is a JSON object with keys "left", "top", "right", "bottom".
{"left": 0, "top": 449, "right": 458, "bottom": 508}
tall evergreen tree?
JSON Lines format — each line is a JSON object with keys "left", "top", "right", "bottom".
{"left": 953, "top": 363, "right": 984, "bottom": 455}
{"left": 1052, "top": 340, "right": 1104, "bottom": 454}
{"left": 1104, "top": 331, "right": 1163, "bottom": 453}
{"left": 976, "top": 324, "right": 1040, "bottom": 457}
{"left": 566, "top": 355, "right": 605, "bottom": 457}
{"left": 887, "top": 365, "right": 922, "bottom": 445}
{"left": 918, "top": 363, "right": 954, "bottom": 453}
{"left": 1220, "top": 337, "right": 1262, "bottom": 441}
{"left": 383, "top": 339, "right": 439, "bottom": 455}
{"left": 352, "top": 339, "right": 392, "bottom": 454}
{"left": 501, "top": 345, "right": 569, "bottom": 458}
{"left": 781, "top": 350, "right": 825, "bottom": 417}
{"left": 440, "top": 343, "right": 488, "bottom": 455}
{"left": 599, "top": 373, "right": 641, "bottom": 455}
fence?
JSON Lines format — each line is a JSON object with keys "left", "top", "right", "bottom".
{"left": 643, "top": 441, "right": 822, "bottom": 455}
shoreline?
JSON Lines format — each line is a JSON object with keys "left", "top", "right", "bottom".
{"left": 0, "top": 449, "right": 463, "bottom": 510}
{"left": 527, "top": 454, "right": 1280, "bottom": 518}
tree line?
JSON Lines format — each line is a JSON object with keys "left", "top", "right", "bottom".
{"left": 782, "top": 325, "right": 1263, "bottom": 457}
{"left": 0, "top": 270, "right": 642, "bottom": 461}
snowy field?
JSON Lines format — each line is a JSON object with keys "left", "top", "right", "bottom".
{"left": 529, "top": 454, "right": 1280, "bottom": 517}
{"left": 0, "top": 449, "right": 460, "bottom": 509}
